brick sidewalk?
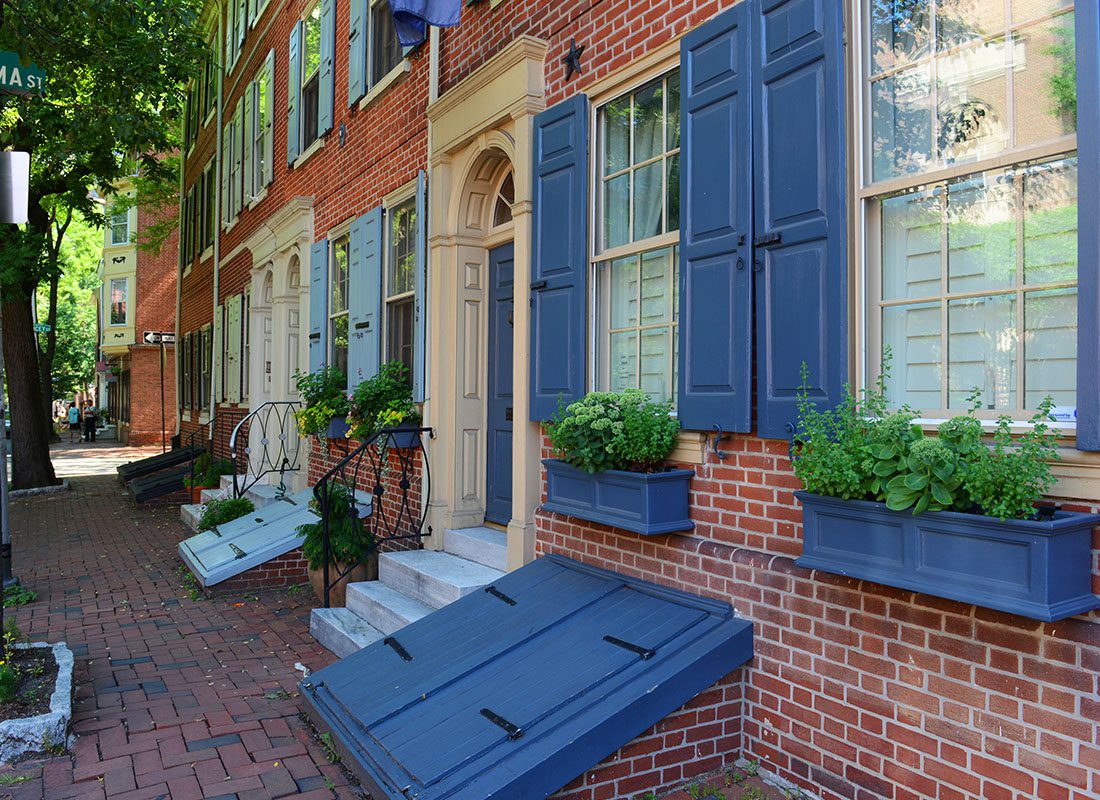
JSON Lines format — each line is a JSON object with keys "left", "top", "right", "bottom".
{"left": 0, "top": 473, "right": 361, "bottom": 800}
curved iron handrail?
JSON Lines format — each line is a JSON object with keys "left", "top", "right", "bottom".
{"left": 314, "top": 426, "right": 433, "bottom": 608}
{"left": 184, "top": 417, "right": 215, "bottom": 487}
{"left": 229, "top": 401, "right": 303, "bottom": 499}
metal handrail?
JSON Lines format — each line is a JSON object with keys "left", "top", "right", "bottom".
{"left": 315, "top": 426, "right": 433, "bottom": 608}
{"left": 184, "top": 417, "right": 215, "bottom": 488}
{"left": 229, "top": 401, "right": 303, "bottom": 499}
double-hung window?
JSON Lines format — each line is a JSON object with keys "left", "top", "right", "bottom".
{"left": 594, "top": 69, "right": 681, "bottom": 404}
{"left": 330, "top": 234, "right": 351, "bottom": 383}
{"left": 301, "top": 3, "right": 322, "bottom": 149}
{"left": 110, "top": 207, "right": 130, "bottom": 245}
{"left": 384, "top": 197, "right": 416, "bottom": 379}
{"left": 862, "top": 0, "right": 1079, "bottom": 420}
{"left": 109, "top": 278, "right": 128, "bottom": 326}
{"left": 370, "top": 0, "right": 401, "bottom": 87}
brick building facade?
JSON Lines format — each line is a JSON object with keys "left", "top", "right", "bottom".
{"left": 177, "top": 0, "right": 1100, "bottom": 797}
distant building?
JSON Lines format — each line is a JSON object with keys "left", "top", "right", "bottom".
{"left": 96, "top": 181, "right": 178, "bottom": 447}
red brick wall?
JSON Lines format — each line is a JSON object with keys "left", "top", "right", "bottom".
{"left": 536, "top": 433, "right": 1100, "bottom": 800}
{"left": 207, "top": 546, "right": 309, "bottom": 593}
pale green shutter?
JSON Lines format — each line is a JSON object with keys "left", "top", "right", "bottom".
{"left": 221, "top": 123, "right": 231, "bottom": 226}
{"left": 213, "top": 304, "right": 223, "bottom": 407}
{"left": 243, "top": 82, "right": 254, "bottom": 203}
{"left": 287, "top": 22, "right": 301, "bottom": 164}
{"left": 347, "top": 0, "right": 366, "bottom": 106}
{"left": 233, "top": 104, "right": 244, "bottom": 217}
{"left": 263, "top": 49, "right": 275, "bottom": 187}
{"left": 318, "top": 0, "right": 335, "bottom": 135}
{"left": 227, "top": 295, "right": 242, "bottom": 403}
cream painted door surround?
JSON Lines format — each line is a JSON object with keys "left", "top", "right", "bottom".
{"left": 424, "top": 36, "right": 548, "bottom": 570}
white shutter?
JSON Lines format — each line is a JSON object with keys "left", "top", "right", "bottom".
{"left": 243, "top": 82, "right": 254, "bottom": 203}
{"left": 220, "top": 123, "right": 231, "bottom": 226}
{"left": 263, "top": 49, "right": 275, "bottom": 187}
{"left": 213, "top": 304, "right": 224, "bottom": 406}
{"left": 227, "top": 295, "right": 242, "bottom": 403}
{"left": 233, "top": 104, "right": 244, "bottom": 218}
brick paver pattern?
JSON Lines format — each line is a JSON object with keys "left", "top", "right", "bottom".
{"left": 1, "top": 450, "right": 359, "bottom": 800}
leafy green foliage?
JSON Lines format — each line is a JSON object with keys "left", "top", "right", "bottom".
{"left": 794, "top": 353, "right": 1061, "bottom": 521}
{"left": 2, "top": 585, "right": 37, "bottom": 608}
{"left": 0, "top": 623, "right": 20, "bottom": 703}
{"left": 198, "top": 497, "right": 256, "bottom": 533}
{"left": 544, "top": 390, "right": 680, "bottom": 473}
{"left": 346, "top": 362, "right": 420, "bottom": 440}
{"left": 298, "top": 484, "right": 373, "bottom": 570}
{"left": 184, "top": 453, "right": 233, "bottom": 489}
{"left": 293, "top": 367, "right": 350, "bottom": 437}
{"left": 961, "top": 399, "right": 1061, "bottom": 521}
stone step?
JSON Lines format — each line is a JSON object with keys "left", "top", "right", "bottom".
{"left": 200, "top": 487, "right": 228, "bottom": 504}
{"left": 444, "top": 526, "right": 508, "bottom": 572}
{"left": 244, "top": 484, "right": 284, "bottom": 508}
{"left": 379, "top": 550, "right": 505, "bottom": 609}
{"left": 180, "top": 502, "right": 205, "bottom": 533}
{"left": 309, "top": 608, "right": 384, "bottom": 659}
{"left": 219, "top": 473, "right": 254, "bottom": 492}
{"left": 345, "top": 581, "right": 434, "bottom": 635}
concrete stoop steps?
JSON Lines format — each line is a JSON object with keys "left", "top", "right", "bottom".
{"left": 310, "top": 526, "right": 508, "bottom": 658}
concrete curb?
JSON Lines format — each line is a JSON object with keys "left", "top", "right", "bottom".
{"left": 0, "top": 641, "right": 74, "bottom": 764}
{"left": 10, "top": 479, "right": 71, "bottom": 499}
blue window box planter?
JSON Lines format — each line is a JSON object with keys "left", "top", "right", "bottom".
{"left": 542, "top": 459, "right": 695, "bottom": 536}
{"left": 326, "top": 416, "right": 350, "bottom": 440}
{"left": 795, "top": 491, "right": 1100, "bottom": 622}
{"left": 384, "top": 424, "right": 421, "bottom": 450}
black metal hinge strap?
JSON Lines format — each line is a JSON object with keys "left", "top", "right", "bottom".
{"left": 229, "top": 543, "right": 247, "bottom": 560}
{"left": 384, "top": 636, "right": 413, "bottom": 662}
{"left": 308, "top": 332, "right": 321, "bottom": 341}
{"left": 480, "top": 707, "right": 523, "bottom": 740}
{"left": 603, "top": 635, "right": 656, "bottom": 660}
{"left": 485, "top": 585, "right": 517, "bottom": 606}
{"left": 530, "top": 279, "right": 548, "bottom": 290}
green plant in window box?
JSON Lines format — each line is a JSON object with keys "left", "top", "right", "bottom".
{"left": 544, "top": 389, "right": 680, "bottom": 473}
{"left": 346, "top": 361, "right": 421, "bottom": 441}
{"left": 293, "top": 366, "right": 351, "bottom": 438}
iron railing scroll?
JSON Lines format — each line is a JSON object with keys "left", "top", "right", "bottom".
{"left": 185, "top": 417, "right": 214, "bottom": 488}
{"left": 315, "top": 427, "right": 433, "bottom": 608}
{"left": 229, "top": 402, "right": 303, "bottom": 499}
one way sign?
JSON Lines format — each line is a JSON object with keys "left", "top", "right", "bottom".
{"left": 143, "top": 331, "right": 176, "bottom": 345}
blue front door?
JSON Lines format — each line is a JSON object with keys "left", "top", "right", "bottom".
{"left": 485, "top": 243, "right": 515, "bottom": 526}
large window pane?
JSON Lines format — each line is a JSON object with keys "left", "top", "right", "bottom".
{"left": 871, "top": 65, "right": 933, "bottom": 181}
{"left": 608, "top": 256, "right": 638, "bottom": 330}
{"left": 303, "top": 5, "right": 321, "bottom": 79}
{"left": 1023, "top": 156, "right": 1077, "bottom": 284}
{"left": 947, "top": 294, "right": 1017, "bottom": 409}
{"left": 869, "top": 0, "right": 931, "bottom": 74}
{"left": 388, "top": 198, "right": 416, "bottom": 296}
{"left": 603, "top": 95, "right": 630, "bottom": 174}
{"left": 632, "top": 161, "right": 664, "bottom": 242}
{"left": 1013, "top": 13, "right": 1077, "bottom": 149}
{"left": 603, "top": 174, "right": 629, "bottom": 250}
{"left": 882, "top": 188, "right": 941, "bottom": 301}
{"left": 1024, "top": 287, "right": 1076, "bottom": 408}
{"left": 946, "top": 174, "right": 1016, "bottom": 294}
{"left": 937, "top": 0, "right": 1004, "bottom": 50}
{"left": 936, "top": 38, "right": 1009, "bottom": 165}
{"left": 371, "top": 1, "right": 401, "bottom": 86}
{"left": 633, "top": 81, "right": 664, "bottom": 164}
{"left": 882, "top": 302, "right": 942, "bottom": 411}
{"left": 330, "top": 314, "right": 349, "bottom": 378}
{"left": 608, "top": 331, "right": 637, "bottom": 392}
{"left": 331, "top": 237, "right": 349, "bottom": 315}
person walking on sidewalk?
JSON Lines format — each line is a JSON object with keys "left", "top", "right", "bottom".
{"left": 67, "top": 403, "right": 81, "bottom": 443}
{"left": 82, "top": 403, "right": 97, "bottom": 443}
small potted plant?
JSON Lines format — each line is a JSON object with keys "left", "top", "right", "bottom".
{"left": 346, "top": 361, "right": 422, "bottom": 448}
{"left": 294, "top": 366, "right": 351, "bottom": 439}
{"left": 297, "top": 483, "right": 375, "bottom": 607}
{"left": 792, "top": 358, "right": 1100, "bottom": 622}
{"left": 183, "top": 452, "right": 233, "bottom": 504}
{"left": 542, "top": 389, "right": 692, "bottom": 536}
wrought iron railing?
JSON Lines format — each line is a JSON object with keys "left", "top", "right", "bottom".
{"left": 315, "top": 427, "right": 433, "bottom": 608}
{"left": 229, "top": 401, "right": 303, "bottom": 499}
{"left": 185, "top": 417, "right": 214, "bottom": 488}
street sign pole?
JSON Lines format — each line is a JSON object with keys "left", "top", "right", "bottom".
{"left": 160, "top": 341, "right": 167, "bottom": 453}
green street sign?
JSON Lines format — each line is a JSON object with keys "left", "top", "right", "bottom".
{"left": 0, "top": 51, "right": 45, "bottom": 96}
{"left": 33, "top": 323, "right": 50, "bottom": 333}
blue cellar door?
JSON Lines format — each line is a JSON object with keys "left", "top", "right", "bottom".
{"left": 348, "top": 207, "right": 383, "bottom": 385}
{"left": 486, "top": 242, "right": 515, "bottom": 527}
{"left": 752, "top": 0, "right": 848, "bottom": 440}
{"left": 676, "top": 2, "right": 754, "bottom": 434}
{"left": 529, "top": 95, "right": 588, "bottom": 421}
{"left": 309, "top": 239, "right": 329, "bottom": 374}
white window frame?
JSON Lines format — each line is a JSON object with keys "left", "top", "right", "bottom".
{"left": 108, "top": 277, "right": 130, "bottom": 327}
{"left": 852, "top": 0, "right": 1080, "bottom": 427}
{"left": 589, "top": 64, "right": 682, "bottom": 404}
{"left": 298, "top": 1, "right": 323, "bottom": 152}
{"left": 382, "top": 190, "right": 417, "bottom": 375}
{"left": 109, "top": 206, "right": 131, "bottom": 246}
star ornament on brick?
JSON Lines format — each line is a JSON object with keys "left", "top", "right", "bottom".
{"left": 562, "top": 38, "right": 585, "bottom": 81}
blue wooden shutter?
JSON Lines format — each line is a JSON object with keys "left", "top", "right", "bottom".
{"left": 318, "top": 0, "right": 335, "bottom": 136}
{"left": 753, "top": 0, "right": 847, "bottom": 440}
{"left": 413, "top": 169, "right": 428, "bottom": 401}
{"left": 529, "top": 95, "right": 588, "bottom": 421}
{"left": 287, "top": 22, "right": 302, "bottom": 165}
{"left": 348, "top": 0, "right": 366, "bottom": 106}
{"left": 348, "top": 207, "right": 383, "bottom": 384}
{"left": 309, "top": 239, "right": 330, "bottom": 373}
{"left": 676, "top": 3, "right": 753, "bottom": 434}
{"left": 1077, "top": 3, "right": 1100, "bottom": 450}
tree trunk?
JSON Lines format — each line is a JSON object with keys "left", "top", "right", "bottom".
{"left": 3, "top": 293, "right": 58, "bottom": 489}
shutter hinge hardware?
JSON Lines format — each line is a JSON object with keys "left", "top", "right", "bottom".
{"left": 753, "top": 232, "right": 782, "bottom": 248}
{"left": 711, "top": 424, "right": 730, "bottom": 461}
{"left": 480, "top": 707, "right": 524, "bottom": 740}
{"left": 485, "top": 585, "right": 517, "bottom": 606}
{"left": 530, "top": 279, "right": 548, "bottom": 291}
{"left": 383, "top": 635, "right": 413, "bottom": 662}
{"left": 603, "top": 634, "right": 656, "bottom": 660}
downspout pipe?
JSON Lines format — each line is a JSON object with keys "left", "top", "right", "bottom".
{"left": 209, "top": 1, "right": 225, "bottom": 439}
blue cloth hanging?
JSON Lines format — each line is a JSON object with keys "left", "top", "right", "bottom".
{"left": 390, "top": 0, "right": 461, "bottom": 48}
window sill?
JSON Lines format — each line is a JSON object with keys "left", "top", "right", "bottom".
{"left": 248, "top": 187, "right": 268, "bottom": 210}
{"left": 201, "top": 246, "right": 213, "bottom": 261}
{"left": 292, "top": 136, "right": 325, "bottom": 169}
{"left": 183, "top": 264, "right": 193, "bottom": 278}
{"left": 669, "top": 431, "right": 707, "bottom": 466}
{"left": 358, "top": 61, "right": 411, "bottom": 111}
